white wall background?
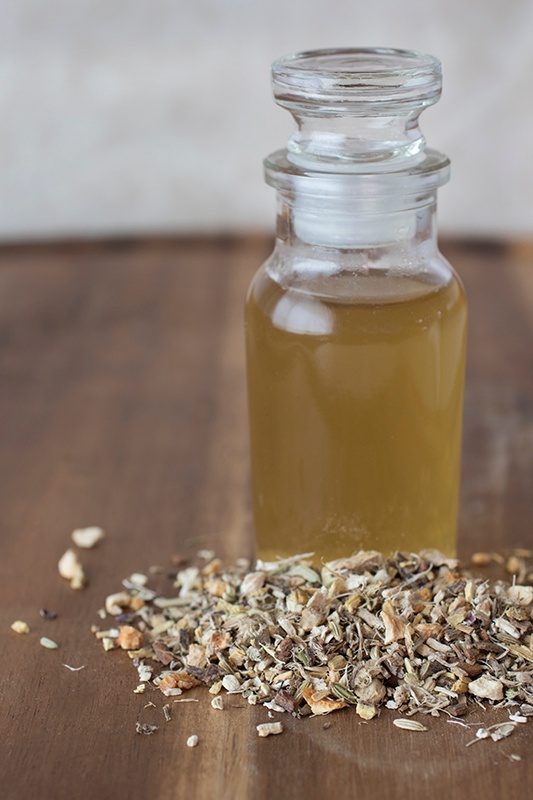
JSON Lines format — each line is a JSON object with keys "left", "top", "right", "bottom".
{"left": 1, "top": 0, "right": 532, "bottom": 241}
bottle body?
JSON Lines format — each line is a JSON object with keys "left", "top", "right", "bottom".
{"left": 246, "top": 245, "right": 466, "bottom": 562}
{"left": 247, "top": 47, "right": 467, "bottom": 562}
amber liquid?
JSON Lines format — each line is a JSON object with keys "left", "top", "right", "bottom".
{"left": 246, "top": 266, "right": 467, "bottom": 563}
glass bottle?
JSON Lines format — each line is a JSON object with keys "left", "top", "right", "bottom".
{"left": 245, "top": 48, "right": 467, "bottom": 563}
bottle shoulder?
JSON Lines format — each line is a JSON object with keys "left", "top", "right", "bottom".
{"left": 248, "top": 245, "right": 464, "bottom": 307}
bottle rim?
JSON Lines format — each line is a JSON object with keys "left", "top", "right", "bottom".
{"left": 272, "top": 47, "right": 442, "bottom": 112}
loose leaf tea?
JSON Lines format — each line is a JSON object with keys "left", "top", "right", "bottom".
{"left": 95, "top": 549, "right": 533, "bottom": 735}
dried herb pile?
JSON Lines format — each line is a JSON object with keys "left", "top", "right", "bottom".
{"left": 94, "top": 549, "right": 533, "bottom": 728}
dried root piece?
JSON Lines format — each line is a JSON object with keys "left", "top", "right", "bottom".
{"left": 381, "top": 600, "right": 407, "bottom": 645}
{"left": 300, "top": 590, "right": 330, "bottom": 631}
{"left": 302, "top": 687, "right": 346, "bottom": 716}
{"left": 356, "top": 702, "right": 377, "bottom": 720}
{"left": 11, "top": 620, "right": 30, "bottom": 634}
{"left": 71, "top": 526, "right": 105, "bottom": 549}
{"left": 468, "top": 676, "right": 504, "bottom": 701}
{"left": 58, "top": 548, "right": 86, "bottom": 590}
{"left": 507, "top": 585, "right": 533, "bottom": 606}
{"left": 105, "top": 592, "right": 133, "bottom": 616}
{"left": 158, "top": 672, "right": 200, "bottom": 693}
{"left": 116, "top": 625, "right": 143, "bottom": 651}
{"left": 240, "top": 571, "right": 265, "bottom": 597}
{"left": 256, "top": 722, "right": 283, "bottom": 737}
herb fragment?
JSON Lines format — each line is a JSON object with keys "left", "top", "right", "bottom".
{"left": 136, "top": 723, "right": 158, "bottom": 735}
{"left": 466, "top": 722, "right": 517, "bottom": 746}
{"left": 40, "top": 609, "right": 58, "bottom": 620}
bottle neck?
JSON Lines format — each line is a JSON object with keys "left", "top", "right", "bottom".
{"left": 266, "top": 49, "right": 450, "bottom": 254}
{"left": 275, "top": 193, "right": 439, "bottom": 256}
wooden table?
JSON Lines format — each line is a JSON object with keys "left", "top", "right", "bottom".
{"left": 1, "top": 236, "right": 532, "bottom": 800}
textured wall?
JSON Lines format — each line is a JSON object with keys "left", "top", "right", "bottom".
{"left": 1, "top": 0, "right": 532, "bottom": 240}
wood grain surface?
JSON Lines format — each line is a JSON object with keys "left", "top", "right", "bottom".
{"left": 1, "top": 236, "right": 532, "bottom": 800}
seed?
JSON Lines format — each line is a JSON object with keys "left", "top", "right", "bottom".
{"left": 393, "top": 719, "right": 427, "bottom": 731}
{"left": 40, "top": 637, "right": 59, "bottom": 649}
